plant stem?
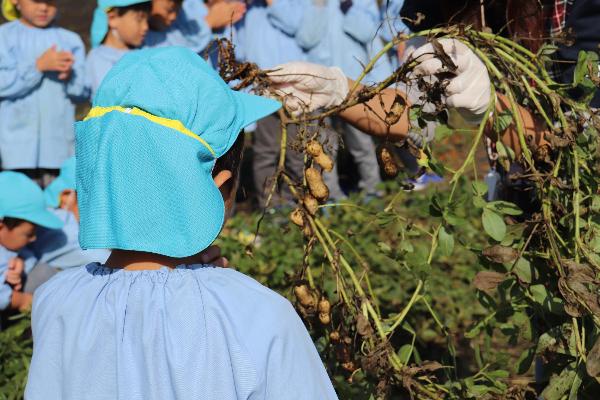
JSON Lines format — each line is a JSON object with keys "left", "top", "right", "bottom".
{"left": 387, "top": 280, "right": 424, "bottom": 333}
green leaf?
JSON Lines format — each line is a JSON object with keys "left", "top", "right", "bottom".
{"left": 515, "top": 346, "right": 536, "bottom": 374}
{"left": 429, "top": 194, "right": 444, "bottom": 217}
{"left": 512, "top": 257, "right": 532, "bottom": 283}
{"left": 443, "top": 212, "right": 467, "bottom": 226}
{"left": 472, "top": 195, "right": 487, "bottom": 209}
{"left": 400, "top": 240, "right": 414, "bottom": 253}
{"left": 591, "top": 195, "right": 600, "bottom": 212}
{"left": 496, "top": 140, "right": 516, "bottom": 163}
{"left": 530, "top": 284, "right": 565, "bottom": 315}
{"left": 541, "top": 363, "right": 577, "bottom": 400}
{"left": 493, "top": 110, "right": 513, "bottom": 132}
{"left": 438, "top": 226, "right": 454, "bottom": 257}
{"left": 482, "top": 209, "right": 506, "bottom": 241}
{"left": 485, "top": 201, "right": 523, "bottom": 216}
{"left": 472, "top": 181, "right": 488, "bottom": 197}
{"left": 573, "top": 50, "right": 599, "bottom": 104}
{"left": 428, "top": 157, "right": 445, "bottom": 178}
{"left": 398, "top": 344, "right": 413, "bottom": 364}
{"left": 512, "top": 311, "right": 533, "bottom": 342}
{"left": 468, "top": 384, "right": 494, "bottom": 396}
{"left": 537, "top": 42, "right": 558, "bottom": 57}
{"left": 434, "top": 124, "right": 453, "bottom": 141}
{"left": 484, "top": 370, "right": 509, "bottom": 380}
{"left": 409, "top": 105, "right": 422, "bottom": 122}
{"left": 377, "top": 241, "right": 392, "bottom": 254}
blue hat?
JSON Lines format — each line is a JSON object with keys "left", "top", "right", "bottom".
{"left": 44, "top": 157, "right": 76, "bottom": 208}
{"left": 0, "top": 172, "right": 63, "bottom": 229}
{"left": 91, "top": 0, "right": 151, "bottom": 48}
{"left": 76, "top": 47, "right": 281, "bottom": 257}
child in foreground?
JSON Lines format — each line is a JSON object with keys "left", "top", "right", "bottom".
{"left": 25, "top": 47, "right": 338, "bottom": 400}
{"left": 0, "top": 172, "right": 63, "bottom": 314}
{"left": 0, "top": 0, "right": 87, "bottom": 185}
{"left": 87, "top": 0, "right": 152, "bottom": 98}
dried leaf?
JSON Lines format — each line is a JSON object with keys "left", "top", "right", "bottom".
{"left": 586, "top": 337, "right": 600, "bottom": 377}
{"left": 420, "top": 361, "right": 443, "bottom": 372}
{"left": 482, "top": 245, "right": 519, "bottom": 264}
{"left": 473, "top": 271, "right": 506, "bottom": 292}
{"left": 430, "top": 38, "right": 458, "bottom": 72}
{"left": 356, "top": 314, "right": 374, "bottom": 337}
{"left": 385, "top": 95, "right": 407, "bottom": 125}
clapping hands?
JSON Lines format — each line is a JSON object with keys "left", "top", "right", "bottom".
{"left": 36, "top": 45, "right": 74, "bottom": 80}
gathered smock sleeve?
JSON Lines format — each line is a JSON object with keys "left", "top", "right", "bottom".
{"left": 0, "top": 25, "right": 44, "bottom": 99}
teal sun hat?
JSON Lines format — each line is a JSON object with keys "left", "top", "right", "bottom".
{"left": 0, "top": 172, "right": 63, "bottom": 229}
{"left": 44, "top": 156, "right": 76, "bottom": 208}
{"left": 76, "top": 46, "right": 281, "bottom": 257}
{"left": 91, "top": 0, "right": 150, "bottom": 48}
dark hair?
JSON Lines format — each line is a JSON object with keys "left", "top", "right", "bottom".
{"left": 1, "top": 217, "right": 27, "bottom": 230}
{"left": 400, "top": 0, "right": 548, "bottom": 52}
{"left": 114, "top": 1, "right": 152, "bottom": 15}
{"left": 214, "top": 132, "right": 245, "bottom": 182}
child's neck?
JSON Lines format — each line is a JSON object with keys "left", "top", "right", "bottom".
{"left": 103, "top": 32, "right": 129, "bottom": 50}
{"left": 105, "top": 250, "right": 206, "bottom": 271}
{"left": 19, "top": 18, "right": 48, "bottom": 29}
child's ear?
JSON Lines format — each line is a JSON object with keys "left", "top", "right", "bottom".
{"left": 212, "top": 170, "right": 233, "bottom": 189}
{"left": 107, "top": 9, "right": 119, "bottom": 28}
{"left": 59, "top": 189, "right": 71, "bottom": 209}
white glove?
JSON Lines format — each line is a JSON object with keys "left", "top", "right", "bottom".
{"left": 267, "top": 62, "right": 349, "bottom": 116}
{"left": 411, "top": 38, "right": 491, "bottom": 125}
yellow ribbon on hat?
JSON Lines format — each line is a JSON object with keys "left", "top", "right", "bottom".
{"left": 84, "top": 106, "right": 216, "bottom": 158}
{"left": 1, "top": 0, "right": 19, "bottom": 21}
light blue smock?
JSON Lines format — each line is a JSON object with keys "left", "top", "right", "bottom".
{"left": 377, "top": 0, "right": 409, "bottom": 74}
{"left": 0, "top": 20, "right": 87, "bottom": 170}
{"left": 0, "top": 246, "right": 16, "bottom": 310}
{"left": 29, "top": 209, "right": 110, "bottom": 270}
{"left": 233, "top": 0, "right": 307, "bottom": 69}
{"left": 144, "top": 0, "right": 212, "bottom": 53}
{"left": 85, "top": 45, "right": 128, "bottom": 100}
{"left": 0, "top": 245, "right": 36, "bottom": 310}
{"left": 295, "top": 0, "right": 380, "bottom": 80}
{"left": 380, "top": 0, "right": 409, "bottom": 43}
{"left": 26, "top": 264, "right": 338, "bottom": 400}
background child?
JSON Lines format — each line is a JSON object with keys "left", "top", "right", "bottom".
{"left": 144, "top": 0, "right": 246, "bottom": 52}
{"left": 0, "top": 172, "right": 62, "bottom": 314}
{"left": 27, "top": 157, "right": 110, "bottom": 282}
{"left": 87, "top": 0, "right": 152, "bottom": 98}
{"left": 0, "top": 0, "right": 87, "bottom": 186}
{"left": 233, "top": 0, "right": 318, "bottom": 208}
{"left": 26, "top": 46, "right": 338, "bottom": 399}
{"left": 295, "top": 0, "right": 383, "bottom": 199}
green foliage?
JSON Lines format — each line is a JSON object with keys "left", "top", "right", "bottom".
{"left": 0, "top": 314, "right": 32, "bottom": 400}
{"left": 2, "top": 28, "right": 600, "bottom": 400}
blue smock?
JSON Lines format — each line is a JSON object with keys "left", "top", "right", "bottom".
{"left": 29, "top": 209, "right": 110, "bottom": 270}
{"left": 26, "top": 264, "right": 338, "bottom": 399}
{"left": 144, "top": 0, "right": 212, "bottom": 53}
{"left": 0, "top": 20, "right": 87, "bottom": 169}
{"left": 85, "top": 45, "right": 128, "bottom": 100}
{"left": 295, "top": 0, "right": 380, "bottom": 80}
{"left": 0, "top": 246, "right": 16, "bottom": 310}
{"left": 233, "top": 0, "right": 307, "bottom": 69}
{"left": 0, "top": 246, "right": 36, "bottom": 310}
{"left": 380, "top": 0, "right": 409, "bottom": 43}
